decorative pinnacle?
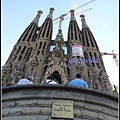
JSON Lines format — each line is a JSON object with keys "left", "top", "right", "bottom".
{"left": 38, "top": 10, "right": 43, "bottom": 14}
{"left": 36, "top": 10, "right": 43, "bottom": 18}
{"left": 80, "top": 14, "right": 85, "bottom": 21}
{"left": 70, "top": 9, "right": 75, "bottom": 16}
{"left": 50, "top": 7, "right": 55, "bottom": 14}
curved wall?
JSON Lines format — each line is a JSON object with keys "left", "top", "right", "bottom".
{"left": 2, "top": 85, "right": 118, "bottom": 120}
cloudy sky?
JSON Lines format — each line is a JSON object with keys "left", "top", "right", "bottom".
{"left": 2, "top": 0, "right": 119, "bottom": 89}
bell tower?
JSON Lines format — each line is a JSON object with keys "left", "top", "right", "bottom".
{"left": 80, "top": 14, "right": 113, "bottom": 92}
{"left": 25, "top": 8, "right": 55, "bottom": 83}
{"left": 2, "top": 10, "right": 43, "bottom": 86}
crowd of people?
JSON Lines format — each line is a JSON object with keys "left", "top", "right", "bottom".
{"left": 6, "top": 73, "right": 88, "bottom": 88}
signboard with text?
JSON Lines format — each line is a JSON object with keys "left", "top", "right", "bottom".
{"left": 52, "top": 100, "right": 73, "bottom": 119}
{"left": 72, "top": 44, "right": 84, "bottom": 57}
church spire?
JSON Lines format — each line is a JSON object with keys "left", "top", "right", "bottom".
{"left": 80, "top": 14, "right": 107, "bottom": 73}
{"left": 37, "top": 7, "right": 54, "bottom": 39}
{"left": 70, "top": 9, "right": 76, "bottom": 21}
{"left": 80, "top": 14, "right": 89, "bottom": 29}
{"left": 4, "top": 10, "right": 43, "bottom": 65}
{"left": 80, "top": 14, "right": 99, "bottom": 50}
{"left": 55, "top": 29, "right": 64, "bottom": 43}
{"left": 67, "top": 9, "right": 83, "bottom": 80}
{"left": 17, "top": 10, "right": 43, "bottom": 43}
{"left": 31, "top": 10, "right": 43, "bottom": 24}
{"left": 53, "top": 29, "right": 64, "bottom": 53}
{"left": 67, "top": 9, "right": 82, "bottom": 57}
{"left": 46, "top": 7, "right": 54, "bottom": 19}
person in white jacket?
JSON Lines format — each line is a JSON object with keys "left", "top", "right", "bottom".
{"left": 17, "top": 76, "right": 34, "bottom": 85}
{"left": 42, "top": 76, "right": 58, "bottom": 84}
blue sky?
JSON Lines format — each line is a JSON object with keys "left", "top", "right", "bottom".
{"left": 2, "top": 0, "right": 119, "bottom": 89}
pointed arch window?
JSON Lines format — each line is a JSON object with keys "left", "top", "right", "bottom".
{"left": 21, "top": 46, "right": 26, "bottom": 54}
{"left": 71, "top": 24, "right": 74, "bottom": 40}
{"left": 39, "top": 42, "right": 42, "bottom": 49}
{"left": 68, "top": 25, "right": 71, "bottom": 41}
{"left": 82, "top": 31, "right": 85, "bottom": 46}
{"left": 43, "top": 42, "right": 46, "bottom": 49}
{"left": 74, "top": 24, "right": 77, "bottom": 40}
{"left": 42, "top": 50, "right": 44, "bottom": 55}
{"left": 18, "top": 56, "right": 22, "bottom": 61}
{"left": 84, "top": 51, "right": 88, "bottom": 65}
{"left": 85, "top": 30, "right": 90, "bottom": 47}
{"left": 25, "top": 47, "right": 33, "bottom": 61}
{"left": 17, "top": 46, "right": 21, "bottom": 54}
{"left": 37, "top": 26, "right": 43, "bottom": 38}
{"left": 22, "top": 25, "right": 32, "bottom": 41}
{"left": 42, "top": 19, "right": 48, "bottom": 37}
{"left": 19, "top": 25, "right": 30, "bottom": 41}
{"left": 88, "top": 31, "right": 94, "bottom": 47}
{"left": 89, "top": 52, "right": 94, "bottom": 67}
{"left": 76, "top": 25, "right": 82, "bottom": 43}
{"left": 50, "top": 25, "right": 53, "bottom": 40}
{"left": 46, "top": 22, "right": 51, "bottom": 38}
{"left": 99, "top": 54, "right": 106, "bottom": 71}
{"left": 94, "top": 52, "right": 101, "bottom": 69}
{"left": 28, "top": 24, "right": 36, "bottom": 41}
{"left": 91, "top": 33, "right": 99, "bottom": 50}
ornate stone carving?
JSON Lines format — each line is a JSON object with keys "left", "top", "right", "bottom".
{"left": 44, "top": 56, "right": 68, "bottom": 84}
{"left": 10, "top": 64, "right": 22, "bottom": 84}
{"left": 76, "top": 63, "right": 84, "bottom": 79}
{"left": 31, "top": 56, "right": 39, "bottom": 70}
{"left": 76, "top": 60, "right": 89, "bottom": 83}
{"left": 25, "top": 56, "right": 39, "bottom": 75}
{"left": 2, "top": 61, "right": 13, "bottom": 86}
{"left": 98, "top": 69, "right": 112, "bottom": 92}
{"left": 88, "top": 64, "right": 100, "bottom": 89}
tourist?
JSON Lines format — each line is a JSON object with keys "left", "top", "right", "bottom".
{"left": 42, "top": 76, "right": 58, "bottom": 84}
{"left": 17, "top": 76, "right": 34, "bottom": 85}
{"left": 69, "top": 73, "right": 88, "bottom": 88}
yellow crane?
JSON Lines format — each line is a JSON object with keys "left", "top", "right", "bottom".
{"left": 53, "top": 0, "right": 96, "bottom": 30}
{"left": 100, "top": 50, "right": 119, "bottom": 69}
{"left": 54, "top": 8, "right": 92, "bottom": 29}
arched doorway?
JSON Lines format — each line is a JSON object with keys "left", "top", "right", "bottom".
{"left": 52, "top": 71, "right": 62, "bottom": 84}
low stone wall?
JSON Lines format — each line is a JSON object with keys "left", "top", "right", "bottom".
{"left": 2, "top": 84, "right": 118, "bottom": 120}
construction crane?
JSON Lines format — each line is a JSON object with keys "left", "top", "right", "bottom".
{"left": 100, "top": 50, "right": 119, "bottom": 69}
{"left": 53, "top": 0, "right": 96, "bottom": 30}
{"left": 54, "top": 8, "right": 92, "bottom": 29}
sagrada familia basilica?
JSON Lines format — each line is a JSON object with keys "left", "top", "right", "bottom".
{"left": 2, "top": 8, "right": 117, "bottom": 95}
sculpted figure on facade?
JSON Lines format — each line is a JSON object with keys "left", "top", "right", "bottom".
{"left": 30, "top": 56, "right": 39, "bottom": 74}
{"left": 76, "top": 59, "right": 89, "bottom": 82}
{"left": 93, "top": 69, "right": 100, "bottom": 90}
{"left": 10, "top": 63, "right": 22, "bottom": 84}
{"left": 76, "top": 62, "right": 85, "bottom": 79}
{"left": 59, "top": 58, "right": 69, "bottom": 84}
{"left": 25, "top": 56, "right": 39, "bottom": 75}
{"left": 19, "top": 58, "right": 26, "bottom": 71}
{"left": 61, "top": 58, "right": 69, "bottom": 77}
{"left": 25, "top": 55, "right": 43, "bottom": 83}
{"left": 55, "top": 42, "right": 62, "bottom": 51}
{"left": 88, "top": 64, "right": 100, "bottom": 89}
{"left": 98, "top": 69, "right": 112, "bottom": 92}
{"left": 44, "top": 54, "right": 68, "bottom": 84}
{"left": 2, "top": 61, "right": 13, "bottom": 86}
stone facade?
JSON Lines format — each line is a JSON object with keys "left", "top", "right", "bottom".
{"left": 2, "top": 8, "right": 118, "bottom": 95}
{"left": 2, "top": 85, "right": 118, "bottom": 120}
